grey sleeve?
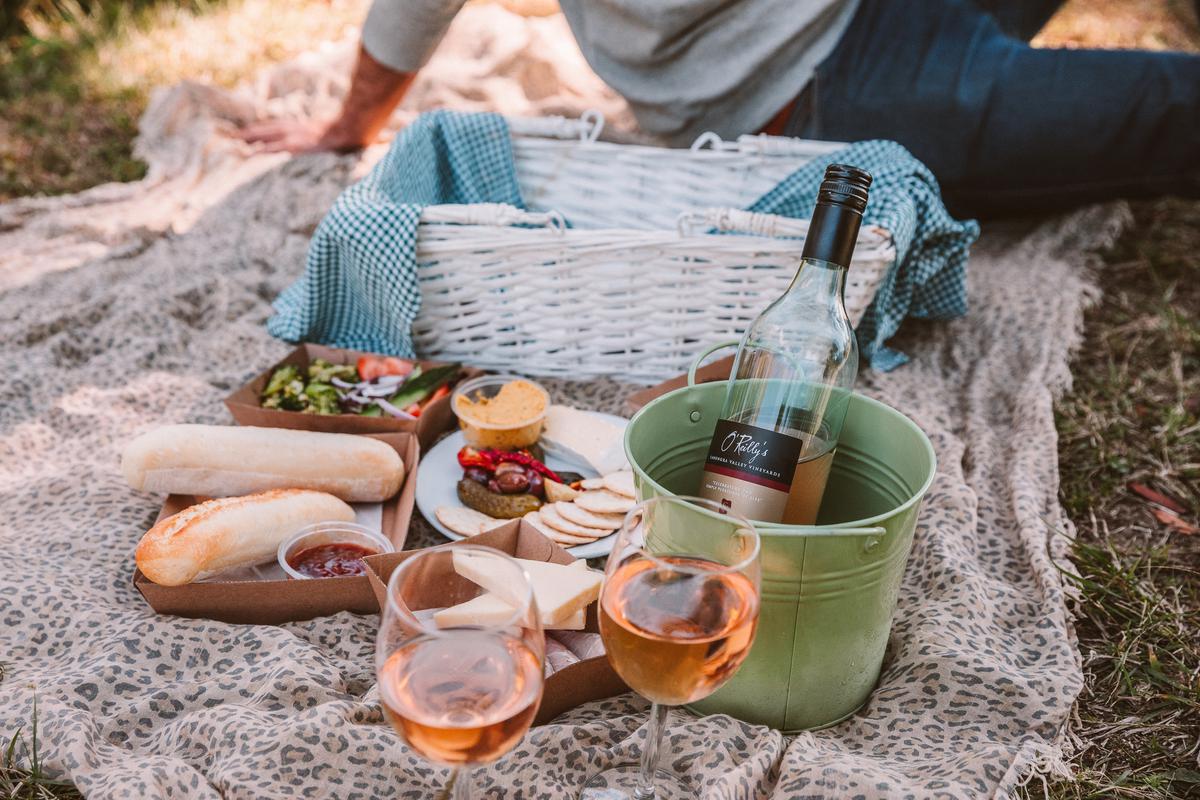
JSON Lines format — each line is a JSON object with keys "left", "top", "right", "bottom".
{"left": 361, "top": 0, "right": 469, "bottom": 73}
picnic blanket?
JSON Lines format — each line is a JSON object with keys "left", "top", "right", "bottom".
{"left": 0, "top": 5, "right": 1122, "bottom": 798}
{"left": 266, "top": 111, "right": 978, "bottom": 370}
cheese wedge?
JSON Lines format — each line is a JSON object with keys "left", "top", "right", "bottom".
{"left": 543, "top": 479, "right": 580, "bottom": 503}
{"left": 434, "top": 593, "right": 586, "bottom": 630}
{"left": 452, "top": 551, "right": 602, "bottom": 626}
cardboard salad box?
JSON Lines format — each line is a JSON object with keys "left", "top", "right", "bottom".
{"left": 363, "top": 520, "right": 629, "bottom": 726}
{"left": 133, "top": 432, "right": 419, "bottom": 625}
{"left": 225, "top": 343, "right": 482, "bottom": 451}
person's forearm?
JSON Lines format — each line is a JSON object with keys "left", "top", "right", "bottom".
{"left": 321, "top": 45, "right": 417, "bottom": 150}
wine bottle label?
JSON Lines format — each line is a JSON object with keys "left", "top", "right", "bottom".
{"left": 700, "top": 419, "right": 805, "bottom": 523}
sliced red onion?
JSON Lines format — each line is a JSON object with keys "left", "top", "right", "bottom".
{"left": 374, "top": 396, "right": 417, "bottom": 419}
{"left": 331, "top": 377, "right": 357, "bottom": 390}
{"left": 360, "top": 384, "right": 399, "bottom": 398}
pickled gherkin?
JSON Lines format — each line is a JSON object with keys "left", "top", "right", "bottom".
{"left": 457, "top": 479, "right": 541, "bottom": 519}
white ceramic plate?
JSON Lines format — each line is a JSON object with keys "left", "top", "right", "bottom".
{"left": 416, "top": 413, "right": 629, "bottom": 559}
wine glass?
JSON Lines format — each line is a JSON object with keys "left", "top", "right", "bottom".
{"left": 582, "top": 496, "right": 761, "bottom": 799}
{"left": 376, "top": 545, "right": 545, "bottom": 800}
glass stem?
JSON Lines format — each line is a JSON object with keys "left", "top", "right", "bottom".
{"left": 635, "top": 703, "right": 669, "bottom": 799}
{"left": 451, "top": 767, "right": 471, "bottom": 800}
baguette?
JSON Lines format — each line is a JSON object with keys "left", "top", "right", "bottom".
{"left": 122, "top": 425, "right": 405, "bottom": 502}
{"left": 136, "top": 489, "right": 355, "bottom": 586}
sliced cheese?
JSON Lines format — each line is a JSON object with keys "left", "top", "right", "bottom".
{"left": 432, "top": 593, "right": 586, "bottom": 630}
{"left": 541, "top": 405, "right": 628, "bottom": 475}
{"left": 451, "top": 551, "right": 601, "bottom": 627}
{"left": 433, "top": 593, "right": 517, "bottom": 628}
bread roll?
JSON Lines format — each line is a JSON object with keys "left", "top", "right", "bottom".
{"left": 136, "top": 489, "right": 355, "bottom": 586}
{"left": 122, "top": 425, "right": 405, "bottom": 502}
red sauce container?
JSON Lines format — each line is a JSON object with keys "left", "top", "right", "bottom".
{"left": 278, "top": 522, "right": 394, "bottom": 580}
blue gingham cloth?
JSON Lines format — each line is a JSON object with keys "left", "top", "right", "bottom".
{"left": 267, "top": 111, "right": 521, "bottom": 355}
{"left": 268, "top": 111, "right": 978, "bottom": 370}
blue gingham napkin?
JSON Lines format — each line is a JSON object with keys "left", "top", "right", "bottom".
{"left": 268, "top": 111, "right": 978, "bottom": 370}
{"left": 267, "top": 110, "right": 521, "bottom": 355}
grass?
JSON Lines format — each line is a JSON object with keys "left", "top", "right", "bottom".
{"left": 0, "top": 701, "right": 83, "bottom": 800}
{"left": 1, "top": 1, "right": 1198, "bottom": 798}
{"left": 0, "top": 0, "right": 367, "bottom": 201}
{"left": 1033, "top": 197, "right": 1200, "bottom": 800}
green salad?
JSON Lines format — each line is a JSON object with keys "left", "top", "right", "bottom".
{"left": 261, "top": 357, "right": 460, "bottom": 418}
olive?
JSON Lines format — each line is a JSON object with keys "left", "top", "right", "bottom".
{"left": 496, "top": 471, "right": 531, "bottom": 494}
{"left": 494, "top": 462, "right": 525, "bottom": 476}
{"left": 527, "top": 471, "right": 545, "bottom": 498}
{"left": 464, "top": 467, "right": 491, "bottom": 484}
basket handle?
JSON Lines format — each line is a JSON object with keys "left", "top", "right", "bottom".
{"left": 678, "top": 208, "right": 892, "bottom": 252}
{"left": 688, "top": 340, "right": 739, "bottom": 387}
{"left": 421, "top": 203, "right": 566, "bottom": 232}
{"left": 507, "top": 109, "right": 604, "bottom": 143}
{"left": 677, "top": 208, "right": 809, "bottom": 238}
{"left": 690, "top": 131, "right": 845, "bottom": 157}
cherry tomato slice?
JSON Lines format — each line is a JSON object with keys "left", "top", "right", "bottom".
{"left": 422, "top": 384, "right": 452, "bottom": 407}
{"left": 357, "top": 355, "right": 414, "bottom": 381}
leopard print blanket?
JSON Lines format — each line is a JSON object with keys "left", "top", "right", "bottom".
{"left": 0, "top": 6, "right": 1123, "bottom": 797}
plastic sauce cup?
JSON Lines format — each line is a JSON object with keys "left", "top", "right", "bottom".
{"left": 278, "top": 522, "right": 394, "bottom": 580}
{"left": 450, "top": 374, "right": 550, "bottom": 450}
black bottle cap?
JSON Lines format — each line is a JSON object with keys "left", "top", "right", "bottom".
{"left": 800, "top": 164, "right": 873, "bottom": 267}
{"left": 816, "top": 164, "right": 872, "bottom": 214}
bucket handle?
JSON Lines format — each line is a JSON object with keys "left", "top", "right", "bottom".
{"left": 688, "top": 340, "right": 739, "bottom": 387}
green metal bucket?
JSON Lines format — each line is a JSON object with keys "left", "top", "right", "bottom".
{"left": 624, "top": 380, "right": 936, "bottom": 732}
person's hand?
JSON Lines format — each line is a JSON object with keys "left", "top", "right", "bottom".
{"left": 236, "top": 47, "right": 416, "bottom": 155}
{"left": 235, "top": 117, "right": 368, "bottom": 154}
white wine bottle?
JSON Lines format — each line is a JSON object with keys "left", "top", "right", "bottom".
{"left": 698, "top": 164, "right": 871, "bottom": 525}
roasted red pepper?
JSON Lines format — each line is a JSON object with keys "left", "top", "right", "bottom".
{"left": 457, "top": 447, "right": 496, "bottom": 471}
{"left": 482, "top": 449, "right": 562, "bottom": 483}
{"left": 456, "top": 447, "right": 562, "bottom": 483}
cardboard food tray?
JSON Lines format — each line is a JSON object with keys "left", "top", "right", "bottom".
{"left": 363, "top": 520, "right": 629, "bottom": 726}
{"left": 134, "top": 432, "right": 419, "bottom": 625}
{"left": 624, "top": 355, "right": 734, "bottom": 415}
{"left": 225, "top": 343, "right": 482, "bottom": 451}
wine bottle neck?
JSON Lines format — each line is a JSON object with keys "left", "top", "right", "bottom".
{"left": 786, "top": 256, "right": 848, "bottom": 304}
{"left": 800, "top": 202, "right": 862, "bottom": 269}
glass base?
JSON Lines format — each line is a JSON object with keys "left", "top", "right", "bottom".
{"left": 580, "top": 765, "right": 692, "bottom": 800}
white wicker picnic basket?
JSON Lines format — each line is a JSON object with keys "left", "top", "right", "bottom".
{"left": 411, "top": 113, "right": 896, "bottom": 383}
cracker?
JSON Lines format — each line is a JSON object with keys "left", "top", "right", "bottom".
{"left": 579, "top": 478, "right": 606, "bottom": 490}
{"left": 574, "top": 490, "right": 636, "bottom": 515}
{"left": 539, "top": 505, "right": 607, "bottom": 539}
{"left": 436, "top": 506, "right": 502, "bottom": 537}
{"left": 601, "top": 471, "right": 636, "bottom": 499}
{"left": 523, "top": 511, "right": 593, "bottom": 546}
{"left": 556, "top": 502, "right": 624, "bottom": 531}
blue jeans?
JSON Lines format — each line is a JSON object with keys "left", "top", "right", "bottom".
{"left": 786, "top": 0, "right": 1200, "bottom": 217}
